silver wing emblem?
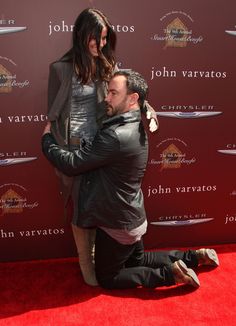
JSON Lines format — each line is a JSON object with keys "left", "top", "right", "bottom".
{"left": 0, "top": 157, "right": 37, "bottom": 166}
{"left": 225, "top": 30, "right": 236, "bottom": 36}
{"left": 150, "top": 218, "right": 214, "bottom": 226}
{"left": 0, "top": 27, "right": 27, "bottom": 35}
{"left": 156, "top": 111, "right": 222, "bottom": 118}
{"left": 218, "top": 149, "right": 236, "bottom": 155}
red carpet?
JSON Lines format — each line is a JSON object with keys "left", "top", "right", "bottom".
{"left": 0, "top": 244, "right": 235, "bottom": 326}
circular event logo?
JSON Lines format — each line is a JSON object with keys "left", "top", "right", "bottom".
{"left": 149, "top": 137, "right": 196, "bottom": 171}
{"left": 0, "top": 183, "right": 38, "bottom": 216}
{"left": 0, "top": 56, "right": 30, "bottom": 94}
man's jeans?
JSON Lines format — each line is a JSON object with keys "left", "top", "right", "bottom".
{"left": 95, "top": 228, "right": 198, "bottom": 289}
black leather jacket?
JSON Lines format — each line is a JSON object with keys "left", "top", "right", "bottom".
{"left": 42, "top": 109, "right": 148, "bottom": 230}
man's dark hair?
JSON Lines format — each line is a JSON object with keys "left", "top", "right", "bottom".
{"left": 113, "top": 69, "right": 148, "bottom": 107}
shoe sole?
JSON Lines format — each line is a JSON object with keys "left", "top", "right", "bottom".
{"left": 206, "top": 249, "right": 219, "bottom": 266}
{"left": 176, "top": 260, "right": 200, "bottom": 288}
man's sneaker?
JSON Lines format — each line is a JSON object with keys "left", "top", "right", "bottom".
{"left": 172, "top": 260, "right": 200, "bottom": 288}
{"left": 196, "top": 248, "right": 219, "bottom": 267}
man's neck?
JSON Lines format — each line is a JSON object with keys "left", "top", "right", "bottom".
{"left": 124, "top": 105, "right": 140, "bottom": 113}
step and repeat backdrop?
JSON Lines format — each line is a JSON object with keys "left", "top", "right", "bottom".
{"left": 1, "top": 0, "right": 236, "bottom": 261}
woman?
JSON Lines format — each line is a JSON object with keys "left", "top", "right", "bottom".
{"left": 47, "top": 8, "right": 117, "bottom": 286}
{"left": 47, "top": 8, "right": 158, "bottom": 286}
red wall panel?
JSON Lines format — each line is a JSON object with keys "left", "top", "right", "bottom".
{"left": 1, "top": 0, "right": 236, "bottom": 261}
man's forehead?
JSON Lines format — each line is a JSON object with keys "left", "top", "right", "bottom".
{"left": 108, "top": 75, "right": 126, "bottom": 90}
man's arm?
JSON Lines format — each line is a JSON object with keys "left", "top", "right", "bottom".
{"left": 41, "top": 129, "right": 119, "bottom": 176}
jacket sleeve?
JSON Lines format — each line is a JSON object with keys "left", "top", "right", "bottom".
{"left": 42, "top": 131, "right": 119, "bottom": 176}
{"left": 47, "top": 63, "right": 61, "bottom": 115}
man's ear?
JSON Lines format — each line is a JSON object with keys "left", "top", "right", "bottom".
{"left": 129, "top": 92, "right": 139, "bottom": 106}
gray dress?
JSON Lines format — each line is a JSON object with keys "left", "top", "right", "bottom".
{"left": 70, "top": 75, "right": 98, "bottom": 225}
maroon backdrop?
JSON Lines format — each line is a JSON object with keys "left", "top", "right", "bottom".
{"left": 1, "top": 0, "right": 236, "bottom": 261}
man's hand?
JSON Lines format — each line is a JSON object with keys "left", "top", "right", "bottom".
{"left": 43, "top": 121, "right": 51, "bottom": 135}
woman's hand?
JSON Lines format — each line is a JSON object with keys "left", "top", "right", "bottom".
{"left": 43, "top": 121, "right": 52, "bottom": 135}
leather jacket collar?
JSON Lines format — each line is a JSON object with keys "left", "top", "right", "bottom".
{"left": 102, "top": 109, "right": 141, "bottom": 128}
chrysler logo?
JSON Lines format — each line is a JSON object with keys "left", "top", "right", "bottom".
{"left": 218, "top": 149, "right": 236, "bottom": 155}
{"left": 0, "top": 27, "right": 27, "bottom": 35}
{"left": 225, "top": 30, "right": 236, "bottom": 36}
{"left": 156, "top": 111, "right": 222, "bottom": 118}
{"left": 150, "top": 218, "right": 214, "bottom": 226}
{"left": 0, "top": 157, "right": 37, "bottom": 166}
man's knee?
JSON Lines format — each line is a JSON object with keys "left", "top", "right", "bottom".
{"left": 96, "top": 274, "right": 115, "bottom": 289}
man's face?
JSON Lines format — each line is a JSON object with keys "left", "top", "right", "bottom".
{"left": 105, "top": 76, "right": 131, "bottom": 117}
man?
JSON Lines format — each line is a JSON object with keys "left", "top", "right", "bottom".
{"left": 42, "top": 70, "right": 219, "bottom": 290}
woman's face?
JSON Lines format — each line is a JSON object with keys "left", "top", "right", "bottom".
{"left": 88, "top": 26, "right": 108, "bottom": 57}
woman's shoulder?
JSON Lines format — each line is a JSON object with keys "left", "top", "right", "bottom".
{"left": 50, "top": 59, "right": 73, "bottom": 73}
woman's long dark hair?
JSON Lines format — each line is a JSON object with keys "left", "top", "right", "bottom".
{"left": 62, "top": 8, "right": 117, "bottom": 84}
